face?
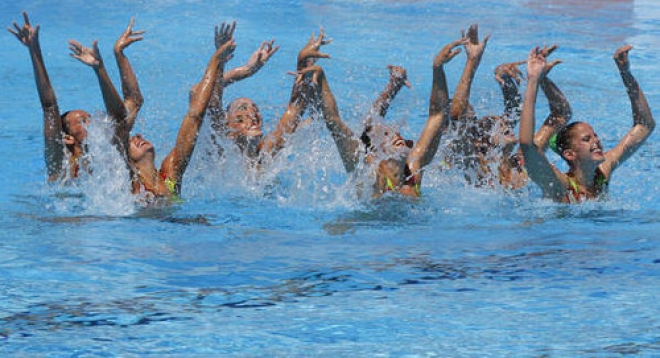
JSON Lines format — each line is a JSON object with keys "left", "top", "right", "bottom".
{"left": 368, "top": 124, "right": 410, "bottom": 159}
{"left": 226, "top": 98, "right": 263, "bottom": 140}
{"left": 63, "top": 110, "right": 91, "bottom": 144}
{"left": 563, "top": 122, "right": 604, "bottom": 163}
{"left": 128, "top": 134, "right": 155, "bottom": 163}
{"left": 491, "top": 119, "right": 518, "bottom": 150}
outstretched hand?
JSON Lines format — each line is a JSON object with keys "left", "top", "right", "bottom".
{"left": 216, "top": 38, "right": 236, "bottom": 62}
{"left": 115, "top": 17, "right": 144, "bottom": 53}
{"left": 613, "top": 44, "right": 633, "bottom": 71}
{"left": 298, "top": 28, "right": 332, "bottom": 68}
{"left": 462, "top": 24, "right": 490, "bottom": 61}
{"left": 434, "top": 37, "right": 468, "bottom": 68}
{"left": 69, "top": 40, "right": 102, "bottom": 68}
{"left": 494, "top": 61, "right": 525, "bottom": 85}
{"left": 525, "top": 46, "right": 548, "bottom": 81}
{"left": 247, "top": 39, "right": 279, "bottom": 70}
{"left": 538, "top": 44, "right": 562, "bottom": 74}
{"left": 215, "top": 21, "right": 236, "bottom": 50}
{"left": 8, "top": 11, "right": 39, "bottom": 48}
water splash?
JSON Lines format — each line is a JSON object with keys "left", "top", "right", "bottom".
{"left": 44, "top": 113, "right": 136, "bottom": 218}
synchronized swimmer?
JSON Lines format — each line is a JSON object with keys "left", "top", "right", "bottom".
{"left": 9, "top": 11, "right": 655, "bottom": 205}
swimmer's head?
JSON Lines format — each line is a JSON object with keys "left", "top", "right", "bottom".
{"left": 553, "top": 121, "right": 604, "bottom": 163}
{"left": 128, "top": 133, "right": 155, "bottom": 164}
{"left": 225, "top": 98, "right": 263, "bottom": 140}
{"left": 475, "top": 116, "right": 517, "bottom": 153}
{"left": 361, "top": 123, "right": 412, "bottom": 160}
{"left": 61, "top": 110, "right": 91, "bottom": 147}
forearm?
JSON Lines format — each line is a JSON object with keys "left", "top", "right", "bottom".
{"left": 414, "top": 65, "right": 449, "bottom": 172}
{"left": 261, "top": 102, "right": 305, "bottom": 155}
{"left": 619, "top": 68, "right": 655, "bottom": 130}
{"left": 114, "top": 50, "right": 143, "bottom": 119}
{"left": 500, "top": 77, "right": 521, "bottom": 119}
{"left": 29, "top": 45, "right": 58, "bottom": 110}
{"left": 208, "top": 73, "right": 224, "bottom": 129}
{"left": 519, "top": 78, "right": 541, "bottom": 146}
{"left": 190, "top": 63, "right": 221, "bottom": 118}
{"left": 429, "top": 65, "right": 449, "bottom": 117}
{"left": 95, "top": 65, "right": 127, "bottom": 122}
{"left": 317, "top": 74, "right": 360, "bottom": 172}
{"left": 371, "top": 82, "right": 404, "bottom": 119}
{"left": 409, "top": 112, "right": 448, "bottom": 174}
{"left": 222, "top": 65, "right": 257, "bottom": 87}
{"left": 30, "top": 44, "right": 65, "bottom": 175}
{"left": 169, "top": 54, "right": 225, "bottom": 181}
{"left": 540, "top": 77, "right": 571, "bottom": 127}
{"left": 265, "top": 80, "right": 310, "bottom": 155}
{"left": 450, "top": 60, "right": 479, "bottom": 120}
{"left": 534, "top": 77, "right": 571, "bottom": 149}
{"left": 320, "top": 91, "right": 352, "bottom": 140}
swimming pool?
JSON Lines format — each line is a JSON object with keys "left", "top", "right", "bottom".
{"left": 1, "top": 0, "right": 659, "bottom": 356}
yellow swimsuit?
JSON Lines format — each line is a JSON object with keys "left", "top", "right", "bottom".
{"left": 565, "top": 169, "right": 608, "bottom": 203}
{"left": 385, "top": 177, "right": 421, "bottom": 197}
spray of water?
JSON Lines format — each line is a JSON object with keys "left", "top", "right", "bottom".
{"left": 45, "top": 113, "right": 136, "bottom": 217}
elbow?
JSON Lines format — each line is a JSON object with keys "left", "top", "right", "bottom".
{"left": 647, "top": 118, "right": 656, "bottom": 133}
{"left": 135, "top": 93, "right": 144, "bottom": 108}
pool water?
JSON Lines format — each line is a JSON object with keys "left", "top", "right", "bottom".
{"left": 1, "top": 0, "right": 660, "bottom": 356}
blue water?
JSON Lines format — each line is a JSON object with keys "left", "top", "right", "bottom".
{"left": 1, "top": 0, "right": 660, "bottom": 356}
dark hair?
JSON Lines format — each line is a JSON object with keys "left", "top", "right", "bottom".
{"left": 360, "top": 125, "right": 374, "bottom": 151}
{"left": 60, "top": 110, "right": 72, "bottom": 133}
{"left": 554, "top": 121, "right": 583, "bottom": 157}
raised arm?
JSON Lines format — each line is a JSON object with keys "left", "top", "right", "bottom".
{"left": 532, "top": 45, "right": 571, "bottom": 150}
{"left": 208, "top": 21, "right": 236, "bottom": 137}
{"left": 493, "top": 61, "right": 525, "bottom": 122}
{"left": 364, "top": 65, "right": 411, "bottom": 128}
{"left": 223, "top": 39, "right": 278, "bottom": 86}
{"left": 306, "top": 65, "right": 362, "bottom": 173}
{"left": 407, "top": 38, "right": 463, "bottom": 180}
{"left": 160, "top": 34, "right": 236, "bottom": 189}
{"left": 535, "top": 75, "right": 571, "bottom": 150}
{"left": 113, "top": 18, "right": 144, "bottom": 135}
{"left": 258, "top": 72, "right": 313, "bottom": 157}
{"left": 450, "top": 24, "right": 489, "bottom": 121}
{"left": 8, "top": 12, "right": 64, "bottom": 180}
{"left": 69, "top": 40, "right": 126, "bottom": 124}
{"left": 601, "top": 45, "right": 655, "bottom": 175}
{"left": 256, "top": 29, "right": 333, "bottom": 158}
{"left": 519, "top": 47, "right": 565, "bottom": 199}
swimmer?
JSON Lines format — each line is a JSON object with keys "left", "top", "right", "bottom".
{"left": 474, "top": 45, "right": 571, "bottom": 189}
{"left": 303, "top": 34, "right": 466, "bottom": 198}
{"left": 519, "top": 44, "right": 655, "bottom": 203}
{"left": 207, "top": 25, "right": 326, "bottom": 165}
{"left": 124, "top": 25, "right": 236, "bottom": 201}
{"left": 8, "top": 12, "right": 144, "bottom": 181}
